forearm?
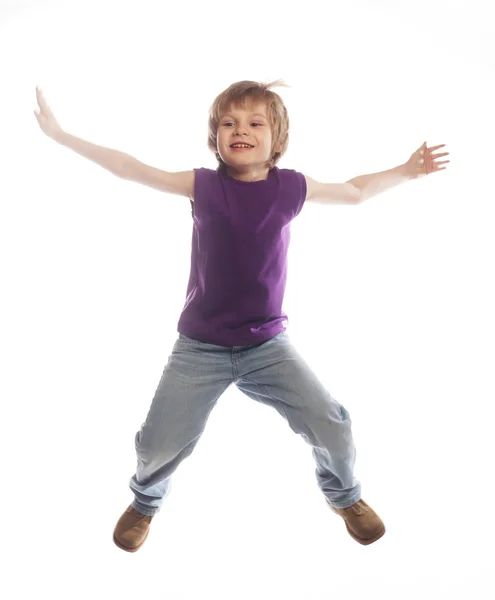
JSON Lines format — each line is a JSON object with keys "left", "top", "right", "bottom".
{"left": 347, "top": 163, "right": 411, "bottom": 203}
{"left": 54, "top": 131, "right": 134, "bottom": 177}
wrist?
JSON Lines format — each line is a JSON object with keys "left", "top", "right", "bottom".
{"left": 399, "top": 161, "right": 415, "bottom": 181}
{"left": 52, "top": 129, "right": 67, "bottom": 144}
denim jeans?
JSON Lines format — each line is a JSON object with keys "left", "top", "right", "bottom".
{"left": 129, "top": 331, "right": 362, "bottom": 516}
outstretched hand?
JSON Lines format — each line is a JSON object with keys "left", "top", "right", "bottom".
{"left": 405, "top": 142, "right": 450, "bottom": 179}
{"left": 33, "top": 87, "right": 63, "bottom": 139}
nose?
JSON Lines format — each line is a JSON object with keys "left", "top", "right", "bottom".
{"left": 233, "top": 123, "right": 249, "bottom": 136}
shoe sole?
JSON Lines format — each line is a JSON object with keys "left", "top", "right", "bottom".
{"left": 113, "top": 528, "right": 150, "bottom": 553}
{"left": 344, "top": 522, "right": 386, "bottom": 545}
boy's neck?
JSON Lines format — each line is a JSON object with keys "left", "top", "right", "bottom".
{"left": 225, "top": 165, "right": 270, "bottom": 182}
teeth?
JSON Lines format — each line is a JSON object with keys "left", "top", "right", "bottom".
{"left": 232, "top": 145, "right": 252, "bottom": 148}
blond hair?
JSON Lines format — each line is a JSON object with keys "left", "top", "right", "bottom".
{"left": 207, "top": 79, "right": 291, "bottom": 171}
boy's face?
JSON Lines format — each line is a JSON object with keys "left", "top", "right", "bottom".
{"left": 216, "top": 101, "right": 277, "bottom": 172}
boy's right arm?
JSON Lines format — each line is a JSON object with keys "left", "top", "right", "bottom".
{"left": 34, "top": 87, "right": 195, "bottom": 200}
{"left": 120, "top": 156, "right": 195, "bottom": 200}
{"left": 55, "top": 132, "right": 195, "bottom": 200}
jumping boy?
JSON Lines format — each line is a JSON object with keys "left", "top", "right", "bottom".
{"left": 34, "top": 79, "right": 449, "bottom": 551}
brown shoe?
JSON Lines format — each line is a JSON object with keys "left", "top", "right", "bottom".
{"left": 327, "top": 498, "right": 385, "bottom": 545}
{"left": 113, "top": 505, "right": 154, "bottom": 552}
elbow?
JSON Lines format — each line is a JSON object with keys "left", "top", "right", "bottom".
{"left": 349, "top": 184, "right": 362, "bottom": 204}
{"left": 116, "top": 154, "right": 136, "bottom": 180}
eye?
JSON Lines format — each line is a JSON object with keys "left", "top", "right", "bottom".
{"left": 222, "top": 122, "right": 263, "bottom": 127}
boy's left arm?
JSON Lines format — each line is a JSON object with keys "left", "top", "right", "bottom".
{"left": 306, "top": 142, "right": 449, "bottom": 205}
{"left": 349, "top": 142, "right": 450, "bottom": 203}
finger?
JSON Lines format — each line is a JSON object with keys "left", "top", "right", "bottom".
{"left": 37, "top": 88, "right": 47, "bottom": 106}
{"left": 37, "top": 90, "right": 48, "bottom": 107}
{"left": 38, "top": 94, "right": 54, "bottom": 117}
{"left": 424, "top": 149, "right": 434, "bottom": 174}
{"left": 36, "top": 91, "right": 47, "bottom": 110}
{"left": 429, "top": 144, "right": 446, "bottom": 152}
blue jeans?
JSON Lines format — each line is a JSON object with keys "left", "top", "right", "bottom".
{"left": 129, "top": 331, "right": 362, "bottom": 516}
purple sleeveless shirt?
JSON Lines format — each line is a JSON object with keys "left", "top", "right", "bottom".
{"left": 177, "top": 166, "right": 307, "bottom": 346}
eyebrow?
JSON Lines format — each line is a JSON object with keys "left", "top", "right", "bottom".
{"left": 221, "top": 113, "right": 267, "bottom": 119}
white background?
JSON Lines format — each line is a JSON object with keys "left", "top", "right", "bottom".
{"left": 1, "top": 0, "right": 494, "bottom": 598}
